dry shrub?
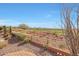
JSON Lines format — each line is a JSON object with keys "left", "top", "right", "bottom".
{"left": 62, "top": 7, "right": 79, "bottom": 55}
{"left": 0, "top": 39, "right": 6, "bottom": 49}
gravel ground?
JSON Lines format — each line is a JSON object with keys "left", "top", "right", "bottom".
{"left": 0, "top": 41, "right": 54, "bottom": 56}
{"left": 0, "top": 31, "right": 54, "bottom": 56}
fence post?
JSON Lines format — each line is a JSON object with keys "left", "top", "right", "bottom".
{"left": 9, "top": 26, "right": 12, "bottom": 34}
{"left": 3, "top": 26, "right": 7, "bottom": 40}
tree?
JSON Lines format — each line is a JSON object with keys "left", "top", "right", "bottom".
{"left": 61, "top": 8, "right": 79, "bottom": 56}
{"left": 18, "top": 24, "right": 29, "bottom": 29}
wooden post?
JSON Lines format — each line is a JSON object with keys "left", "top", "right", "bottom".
{"left": 3, "top": 26, "right": 6, "bottom": 37}
{"left": 10, "top": 26, "right": 12, "bottom": 34}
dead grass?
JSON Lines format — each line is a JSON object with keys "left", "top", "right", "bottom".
{"left": 0, "top": 39, "right": 7, "bottom": 49}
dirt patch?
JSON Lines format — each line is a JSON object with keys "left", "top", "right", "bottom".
{"left": 4, "top": 49, "right": 36, "bottom": 56}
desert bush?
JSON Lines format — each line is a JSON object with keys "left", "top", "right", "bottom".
{"left": 12, "top": 33, "right": 31, "bottom": 44}
{"left": 24, "top": 38, "right": 31, "bottom": 43}
{"left": 0, "top": 39, "right": 6, "bottom": 49}
{"left": 14, "top": 33, "right": 26, "bottom": 41}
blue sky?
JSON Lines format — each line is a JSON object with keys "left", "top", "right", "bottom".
{"left": 0, "top": 3, "right": 78, "bottom": 28}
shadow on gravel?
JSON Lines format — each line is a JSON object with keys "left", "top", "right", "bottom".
{"left": 17, "top": 41, "right": 26, "bottom": 46}
{"left": 8, "top": 34, "right": 21, "bottom": 44}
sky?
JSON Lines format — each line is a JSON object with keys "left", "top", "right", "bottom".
{"left": 0, "top": 3, "right": 78, "bottom": 28}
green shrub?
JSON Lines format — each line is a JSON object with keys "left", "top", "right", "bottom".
{"left": 0, "top": 39, "right": 6, "bottom": 49}
{"left": 24, "top": 36, "right": 32, "bottom": 43}
{"left": 12, "top": 33, "right": 32, "bottom": 44}
{"left": 14, "top": 33, "right": 26, "bottom": 41}
{"left": 24, "top": 39, "right": 30, "bottom": 43}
